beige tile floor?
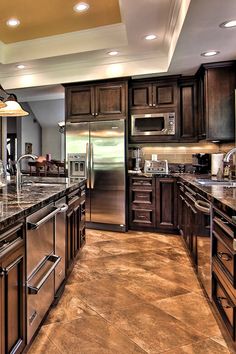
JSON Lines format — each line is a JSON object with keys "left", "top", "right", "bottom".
{"left": 29, "top": 230, "right": 234, "bottom": 353}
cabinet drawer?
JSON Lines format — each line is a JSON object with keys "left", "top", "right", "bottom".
{"left": 132, "top": 209, "right": 154, "bottom": 226}
{"left": 212, "top": 272, "right": 236, "bottom": 340}
{"left": 213, "top": 231, "right": 236, "bottom": 287}
{"left": 130, "top": 177, "right": 153, "bottom": 190}
{"left": 132, "top": 190, "right": 153, "bottom": 205}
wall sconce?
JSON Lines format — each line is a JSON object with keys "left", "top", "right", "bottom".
{"left": 0, "top": 86, "right": 29, "bottom": 116}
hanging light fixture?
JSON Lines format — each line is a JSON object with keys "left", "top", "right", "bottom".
{"left": 0, "top": 86, "right": 29, "bottom": 117}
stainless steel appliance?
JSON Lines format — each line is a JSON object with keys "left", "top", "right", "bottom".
{"left": 144, "top": 160, "right": 168, "bottom": 174}
{"left": 55, "top": 197, "right": 68, "bottom": 294}
{"left": 68, "top": 153, "right": 86, "bottom": 178}
{"left": 131, "top": 112, "right": 175, "bottom": 136}
{"left": 66, "top": 120, "right": 126, "bottom": 231}
{"left": 131, "top": 147, "right": 142, "bottom": 172}
{"left": 26, "top": 204, "right": 61, "bottom": 343}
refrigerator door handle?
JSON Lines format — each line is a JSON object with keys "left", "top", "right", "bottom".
{"left": 90, "top": 143, "right": 94, "bottom": 189}
{"left": 86, "top": 143, "right": 90, "bottom": 189}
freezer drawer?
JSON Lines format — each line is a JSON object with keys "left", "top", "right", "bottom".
{"left": 27, "top": 255, "right": 60, "bottom": 343}
{"left": 26, "top": 203, "right": 58, "bottom": 278}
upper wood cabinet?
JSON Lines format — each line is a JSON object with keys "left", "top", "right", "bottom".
{"left": 65, "top": 80, "right": 128, "bottom": 122}
{"left": 178, "top": 77, "right": 198, "bottom": 142}
{"left": 196, "top": 62, "right": 236, "bottom": 141}
{"left": 129, "top": 77, "right": 178, "bottom": 111}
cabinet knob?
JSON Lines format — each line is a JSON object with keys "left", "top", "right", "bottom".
{"left": 95, "top": 113, "right": 98, "bottom": 116}
{"left": 92, "top": 113, "right": 95, "bottom": 116}
{"left": 153, "top": 103, "right": 156, "bottom": 107}
{"left": 149, "top": 104, "right": 152, "bottom": 107}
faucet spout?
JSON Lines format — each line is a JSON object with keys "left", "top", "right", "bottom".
{"left": 16, "top": 154, "right": 38, "bottom": 191}
{"left": 223, "top": 147, "right": 236, "bottom": 163}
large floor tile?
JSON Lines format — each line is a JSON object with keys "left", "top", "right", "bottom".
{"left": 42, "top": 315, "right": 146, "bottom": 354}
{"left": 155, "top": 292, "right": 222, "bottom": 337}
{"left": 28, "top": 330, "right": 62, "bottom": 354}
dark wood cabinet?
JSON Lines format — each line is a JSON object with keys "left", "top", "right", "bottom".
{"left": 65, "top": 80, "right": 128, "bottom": 122}
{"left": 66, "top": 187, "right": 86, "bottom": 273}
{"left": 156, "top": 178, "right": 177, "bottom": 231}
{"left": 178, "top": 77, "right": 198, "bottom": 142}
{"left": 0, "top": 223, "right": 26, "bottom": 354}
{"left": 129, "top": 77, "right": 178, "bottom": 111}
{"left": 129, "top": 176, "right": 177, "bottom": 232}
{"left": 196, "top": 62, "right": 236, "bottom": 141}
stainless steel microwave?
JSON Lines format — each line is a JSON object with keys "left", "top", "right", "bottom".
{"left": 131, "top": 112, "right": 175, "bottom": 136}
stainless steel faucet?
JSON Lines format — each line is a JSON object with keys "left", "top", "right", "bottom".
{"left": 223, "top": 147, "right": 236, "bottom": 162}
{"left": 16, "top": 154, "right": 38, "bottom": 191}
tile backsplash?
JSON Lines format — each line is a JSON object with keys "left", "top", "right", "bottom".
{"left": 131, "top": 141, "right": 235, "bottom": 164}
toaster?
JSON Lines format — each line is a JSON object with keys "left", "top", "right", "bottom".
{"left": 144, "top": 160, "right": 169, "bottom": 174}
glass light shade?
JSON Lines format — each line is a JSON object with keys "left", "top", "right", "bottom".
{"left": 0, "top": 100, "right": 6, "bottom": 109}
{"left": 0, "top": 100, "right": 29, "bottom": 116}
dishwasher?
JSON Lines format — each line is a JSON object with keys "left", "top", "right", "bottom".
{"left": 26, "top": 203, "right": 61, "bottom": 344}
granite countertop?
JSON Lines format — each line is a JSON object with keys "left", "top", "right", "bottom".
{"left": 178, "top": 174, "right": 236, "bottom": 214}
{"left": 0, "top": 176, "right": 86, "bottom": 231}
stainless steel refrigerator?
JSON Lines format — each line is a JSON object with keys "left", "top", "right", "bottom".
{"left": 66, "top": 120, "right": 126, "bottom": 231}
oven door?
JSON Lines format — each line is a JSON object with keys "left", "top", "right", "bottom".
{"left": 131, "top": 113, "right": 174, "bottom": 136}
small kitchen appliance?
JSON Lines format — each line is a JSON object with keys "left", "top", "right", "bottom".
{"left": 68, "top": 153, "right": 86, "bottom": 178}
{"left": 192, "top": 153, "right": 211, "bottom": 174}
{"left": 131, "top": 112, "right": 175, "bottom": 136}
{"left": 144, "top": 159, "right": 169, "bottom": 174}
{"left": 131, "top": 147, "right": 142, "bottom": 172}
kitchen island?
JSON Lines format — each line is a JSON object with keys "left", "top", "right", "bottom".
{"left": 0, "top": 177, "right": 86, "bottom": 354}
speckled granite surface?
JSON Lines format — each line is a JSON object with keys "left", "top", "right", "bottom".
{"left": 0, "top": 177, "right": 86, "bottom": 231}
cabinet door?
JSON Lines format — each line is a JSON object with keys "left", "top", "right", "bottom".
{"left": 205, "top": 65, "right": 235, "bottom": 141}
{"left": 66, "top": 86, "right": 95, "bottom": 121}
{"left": 179, "top": 79, "right": 198, "bottom": 141}
{"left": 153, "top": 82, "right": 177, "bottom": 107}
{"left": 73, "top": 204, "right": 80, "bottom": 256}
{"left": 95, "top": 82, "right": 127, "bottom": 119}
{"left": 129, "top": 83, "right": 153, "bottom": 109}
{"left": 156, "top": 178, "right": 177, "bottom": 231}
{"left": 0, "top": 241, "right": 25, "bottom": 354}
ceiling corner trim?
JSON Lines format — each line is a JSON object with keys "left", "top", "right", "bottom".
{"left": 165, "top": 0, "right": 192, "bottom": 68}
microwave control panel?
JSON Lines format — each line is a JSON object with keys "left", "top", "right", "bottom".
{"left": 167, "top": 113, "right": 175, "bottom": 135}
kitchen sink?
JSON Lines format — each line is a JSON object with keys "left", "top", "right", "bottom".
{"left": 196, "top": 179, "right": 236, "bottom": 187}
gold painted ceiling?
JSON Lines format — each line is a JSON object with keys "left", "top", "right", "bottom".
{"left": 0, "top": 0, "right": 121, "bottom": 43}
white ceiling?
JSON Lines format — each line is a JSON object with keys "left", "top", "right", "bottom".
{"left": 1, "top": 0, "right": 236, "bottom": 98}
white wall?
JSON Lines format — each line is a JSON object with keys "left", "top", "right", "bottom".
{"left": 42, "top": 126, "right": 62, "bottom": 161}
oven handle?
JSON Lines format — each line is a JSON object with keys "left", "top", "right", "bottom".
{"left": 27, "top": 207, "right": 61, "bottom": 230}
{"left": 27, "top": 255, "right": 61, "bottom": 294}
{"left": 194, "top": 200, "right": 211, "bottom": 214}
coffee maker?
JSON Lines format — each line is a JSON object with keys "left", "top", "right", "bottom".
{"left": 131, "top": 147, "right": 142, "bottom": 172}
{"left": 192, "top": 153, "right": 211, "bottom": 174}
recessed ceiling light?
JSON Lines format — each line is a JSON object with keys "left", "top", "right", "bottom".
{"left": 145, "top": 34, "right": 157, "bottom": 41}
{"left": 17, "top": 64, "right": 25, "bottom": 69}
{"left": 73, "top": 2, "right": 90, "bottom": 12}
{"left": 6, "top": 18, "right": 20, "bottom": 27}
{"left": 220, "top": 20, "right": 236, "bottom": 28}
{"left": 108, "top": 51, "right": 119, "bottom": 56}
{"left": 201, "top": 50, "right": 220, "bottom": 57}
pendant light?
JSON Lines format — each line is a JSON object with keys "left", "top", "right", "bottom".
{"left": 0, "top": 86, "right": 29, "bottom": 117}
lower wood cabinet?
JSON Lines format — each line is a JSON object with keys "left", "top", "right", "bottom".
{"left": 0, "top": 224, "right": 26, "bottom": 354}
{"left": 129, "top": 176, "right": 177, "bottom": 232}
{"left": 66, "top": 188, "right": 86, "bottom": 273}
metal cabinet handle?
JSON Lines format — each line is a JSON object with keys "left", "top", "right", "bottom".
{"left": 194, "top": 200, "right": 211, "bottom": 214}
{"left": 27, "top": 207, "right": 61, "bottom": 230}
{"left": 217, "top": 252, "right": 232, "bottom": 262}
{"left": 59, "top": 204, "right": 68, "bottom": 213}
{"left": 217, "top": 296, "right": 234, "bottom": 309}
{"left": 28, "top": 255, "right": 61, "bottom": 294}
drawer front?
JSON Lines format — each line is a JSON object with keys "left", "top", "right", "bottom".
{"left": 131, "top": 209, "right": 155, "bottom": 227}
{"left": 213, "top": 232, "right": 235, "bottom": 286}
{"left": 212, "top": 272, "right": 236, "bottom": 340}
{"left": 130, "top": 177, "right": 153, "bottom": 190}
{"left": 132, "top": 190, "right": 153, "bottom": 205}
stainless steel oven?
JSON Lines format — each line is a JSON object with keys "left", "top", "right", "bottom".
{"left": 26, "top": 203, "right": 61, "bottom": 343}
{"left": 131, "top": 112, "right": 175, "bottom": 136}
